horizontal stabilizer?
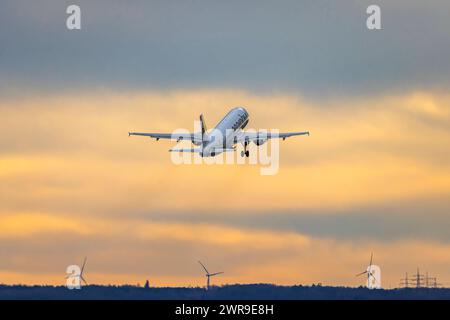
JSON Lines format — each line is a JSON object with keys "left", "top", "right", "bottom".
{"left": 169, "top": 148, "right": 201, "bottom": 153}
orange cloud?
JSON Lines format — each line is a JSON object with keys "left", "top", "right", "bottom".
{"left": 0, "top": 214, "right": 91, "bottom": 237}
{"left": 1, "top": 90, "right": 449, "bottom": 213}
{"left": 0, "top": 90, "right": 449, "bottom": 287}
{"left": 137, "top": 222, "right": 311, "bottom": 249}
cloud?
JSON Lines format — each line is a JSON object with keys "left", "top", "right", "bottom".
{"left": 0, "top": 89, "right": 449, "bottom": 286}
{"left": 137, "top": 221, "right": 311, "bottom": 249}
{"left": 132, "top": 198, "right": 450, "bottom": 243}
{"left": 1, "top": 0, "right": 450, "bottom": 288}
{"left": 0, "top": 213, "right": 91, "bottom": 237}
{"left": 1, "top": 90, "right": 449, "bottom": 214}
{"left": 1, "top": 218, "right": 450, "bottom": 287}
{"left": 1, "top": 0, "right": 450, "bottom": 96}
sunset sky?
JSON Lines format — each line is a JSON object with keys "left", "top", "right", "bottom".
{"left": 1, "top": 0, "right": 450, "bottom": 288}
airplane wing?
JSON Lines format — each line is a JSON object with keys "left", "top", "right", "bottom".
{"left": 128, "top": 132, "right": 202, "bottom": 143}
{"left": 168, "top": 147, "right": 234, "bottom": 153}
{"left": 235, "top": 131, "right": 309, "bottom": 143}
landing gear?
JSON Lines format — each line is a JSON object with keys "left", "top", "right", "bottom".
{"left": 240, "top": 150, "right": 249, "bottom": 157}
{"left": 241, "top": 141, "right": 250, "bottom": 157}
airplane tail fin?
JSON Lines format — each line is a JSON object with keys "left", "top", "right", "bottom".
{"left": 199, "top": 114, "right": 207, "bottom": 136}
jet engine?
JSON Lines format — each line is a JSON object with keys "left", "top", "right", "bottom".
{"left": 253, "top": 139, "right": 267, "bottom": 146}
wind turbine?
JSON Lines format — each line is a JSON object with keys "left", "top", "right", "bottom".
{"left": 356, "top": 253, "right": 377, "bottom": 288}
{"left": 198, "top": 261, "right": 223, "bottom": 290}
{"left": 67, "top": 257, "right": 88, "bottom": 287}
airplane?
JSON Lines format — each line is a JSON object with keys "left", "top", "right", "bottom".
{"left": 128, "top": 107, "right": 309, "bottom": 157}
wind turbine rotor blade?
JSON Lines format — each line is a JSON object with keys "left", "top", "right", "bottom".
{"left": 210, "top": 272, "right": 224, "bottom": 276}
{"left": 81, "top": 257, "right": 87, "bottom": 275}
{"left": 369, "top": 252, "right": 373, "bottom": 266}
{"left": 81, "top": 276, "right": 88, "bottom": 285}
{"left": 356, "top": 271, "right": 368, "bottom": 277}
{"left": 198, "top": 261, "right": 209, "bottom": 275}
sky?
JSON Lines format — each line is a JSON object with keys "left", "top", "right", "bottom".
{"left": 0, "top": 0, "right": 450, "bottom": 288}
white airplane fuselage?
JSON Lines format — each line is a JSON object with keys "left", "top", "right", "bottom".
{"left": 201, "top": 107, "right": 249, "bottom": 157}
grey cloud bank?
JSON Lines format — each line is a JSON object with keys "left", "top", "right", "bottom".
{"left": 123, "top": 197, "right": 450, "bottom": 244}
{"left": 1, "top": 0, "right": 450, "bottom": 97}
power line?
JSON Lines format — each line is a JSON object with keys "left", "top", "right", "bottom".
{"left": 400, "top": 268, "right": 442, "bottom": 288}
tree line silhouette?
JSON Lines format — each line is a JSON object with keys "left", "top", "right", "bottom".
{"left": 0, "top": 284, "right": 449, "bottom": 300}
